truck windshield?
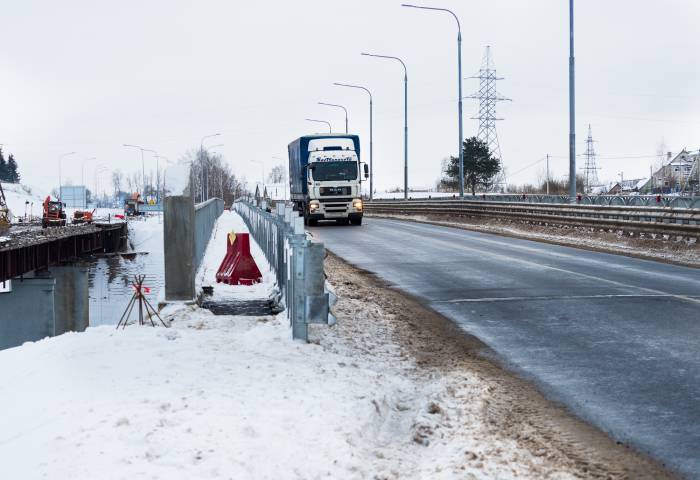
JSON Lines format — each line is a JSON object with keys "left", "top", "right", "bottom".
{"left": 312, "top": 161, "right": 358, "bottom": 181}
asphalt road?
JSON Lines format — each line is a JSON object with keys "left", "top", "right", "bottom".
{"left": 310, "top": 217, "right": 700, "bottom": 478}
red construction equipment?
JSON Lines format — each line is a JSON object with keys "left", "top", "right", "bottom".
{"left": 42, "top": 196, "right": 66, "bottom": 228}
{"left": 0, "top": 183, "right": 10, "bottom": 233}
{"left": 72, "top": 209, "right": 95, "bottom": 224}
{"left": 215, "top": 232, "right": 262, "bottom": 285}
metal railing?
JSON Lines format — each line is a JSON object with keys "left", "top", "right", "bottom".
{"left": 234, "top": 201, "right": 330, "bottom": 341}
{"left": 375, "top": 193, "right": 700, "bottom": 209}
{"left": 365, "top": 198, "right": 700, "bottom": 239}
{"left": 194, "top": 198, "right": 224, "bottom": 271}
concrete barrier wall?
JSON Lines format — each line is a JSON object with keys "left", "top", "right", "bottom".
{"left": 194, "top": 198, "right": 224, "bottom": 271}
{"left": 164, "top": 195, "right": 223, "bottom": 302}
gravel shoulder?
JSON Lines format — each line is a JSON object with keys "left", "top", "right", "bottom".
{"left": 319, "top": 252, "right": 676, "bottom": 479}
{"left": 365, "top": 212, "right": 700, "bottom": 268}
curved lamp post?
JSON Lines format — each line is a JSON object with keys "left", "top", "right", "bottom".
{"left": 58, "top": 152, "right": 77, "bottom": 200}
{"left": 362, "top": 52, "right": 408, "bottom": 200}
{"left": 318, "top": 102, "right": 348, "bottom": 134}
{"left": 401, "top": 4, "right": 463, "bottom": 197}
{"left": 200, "top": 133, "right": 222, "bottom": 202}
{"left": 334, "top": 82, "right": 374, "bottom": 200}
{"left": 305, "top": 118, "right": 332, "bottom": 133}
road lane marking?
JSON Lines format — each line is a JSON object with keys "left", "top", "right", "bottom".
{"left": 373, "top": 218, "right": 700, "bottom": 306}
{"left": 436, "top": 294, "right": 691, "bottom": 304}
{"left": 376, "top": 218, "right": 700, "bottom": 286}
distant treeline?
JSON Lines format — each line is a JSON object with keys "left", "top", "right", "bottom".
{"left": 0, "top": 148, "right": 20, "bottom": 183}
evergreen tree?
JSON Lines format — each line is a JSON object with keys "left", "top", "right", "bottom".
{"left": 0, "top": 148, "right": 7, "bottom": 182}
{"left": 444, "top": 137, "right": 501, "bottom": 195}
{"left": 7, "top": 154, "right": 20, "bottom": 183}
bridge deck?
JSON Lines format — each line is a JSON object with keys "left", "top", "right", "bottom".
{"left": 0, "top": 223, "right": 127, "bottom": 283}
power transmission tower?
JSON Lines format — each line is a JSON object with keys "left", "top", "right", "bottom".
{"left": 466, "top": 46, "right": 511, "bottom": 191}
{"left": 582, "top": 124, "right": 599, "bottom": 193}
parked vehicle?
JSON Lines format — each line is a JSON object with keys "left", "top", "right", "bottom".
{"left": 288, "top": 134, "right": 368, "bottom": 226}
{"left": 42, "top": 196, "right": 66, "bottom": 228}
{"left": 72, "top": 209, "right": 95, "bottom": 224}
{"left": 124, "top": 192, "right": 144, "bottom": 216}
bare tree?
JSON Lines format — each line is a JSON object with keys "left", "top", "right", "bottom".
{"left": 267, "top": 164, "right": 286, "bottom": 184}
{"left": 112, "top": 170, "right": 123, "bottom": 199}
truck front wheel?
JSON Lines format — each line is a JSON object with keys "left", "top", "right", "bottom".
{"left": 350, "top": 217, "right": 363, "bottom": 226}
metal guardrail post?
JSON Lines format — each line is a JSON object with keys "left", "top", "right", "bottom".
{"left": 234, "top": 200, "right": 331, "bottom": 341}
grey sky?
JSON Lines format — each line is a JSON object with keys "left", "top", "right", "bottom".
{"left": 1, "top": 0, "right": 699, "bottom": 194}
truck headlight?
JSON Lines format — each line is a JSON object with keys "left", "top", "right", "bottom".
{"left": 309, "top": 201, "right": 320, "bottom": 212}
{"left": 352, "top": 198, "right": 363, "bottom": 211}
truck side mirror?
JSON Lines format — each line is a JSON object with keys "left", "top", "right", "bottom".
{"left": 363, "top": 164, "right": 369, "bottom": 179}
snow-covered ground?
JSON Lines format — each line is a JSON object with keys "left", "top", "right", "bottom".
{"left": 0, "top": 210, "right": 649, "bottom": 479}
{"left": 0, "top": 182, "right": 43, "bottom": 220}
{"left": 196, "top": 210, "right": 277, "bottom": 302}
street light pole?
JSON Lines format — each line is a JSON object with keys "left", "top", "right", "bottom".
{"left": 318, "top": 102, "right": 348, "bottom": 134}
{"left": 272, "top": 155, "right": 287, "bottom": 201}
{"left": 305, "top": 118, "right": 332, "bottom": 133}
{"left": 82, "top": 157, "right": 96, "bottom": 208}
{"left": 362, "top": 52, "right": 408, "bottom": 199}
{"left": 401, "top": 4, "right": 463, "bottom": 198}
{"left": 200, "top": 133, "right": 222, "bottom": 202}
{"left": 250, "top": 160, "right": 265, "bottom": 196}
{"left": 122, "top": 144, "right": 152, "bottom": 196}
{"left": 58, "top": 152, "right": 77, "bottom": 201}
{"left": 569, "top": 0, "right": 577, "bottom": 201}
{"left": 333, "top": 83, "right": 374, "bottom": 200}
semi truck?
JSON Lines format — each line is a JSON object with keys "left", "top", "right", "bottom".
{"left": 288, "top": 134, "right": 368, "bottom": 226}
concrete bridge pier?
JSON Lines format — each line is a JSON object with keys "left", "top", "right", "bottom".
{"left": 53, "top": 264, "right": 90, "bottom": 334}
{"left": 0, "top": 264, "right": 90, "bottom": 350}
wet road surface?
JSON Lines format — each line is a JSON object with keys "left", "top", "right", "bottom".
{"left": 310, "top": 217, "right": 700, "bottom": 478}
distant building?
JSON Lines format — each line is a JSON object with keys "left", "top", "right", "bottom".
{"left": 60, "top": 185, "right": 87, "bottom": 208}
{"left": 647, "top": 150, "right": 699, "bottom": 193}
{"left": 607, "top": 178, "right": 648, "bottom": 195}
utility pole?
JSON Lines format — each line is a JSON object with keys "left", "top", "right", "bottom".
{"left": 546, "top": 154, "right": 550, "bottom": 195}
{"left": 568, "top": 0, "right": 577, "bottom": 200}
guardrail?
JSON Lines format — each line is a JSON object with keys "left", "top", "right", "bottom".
{"left": 365, "top": 199, "right": 700, "bottom": 239}
{"left": 376, "top": 194, "right": 700, "bottom": 209}
{"left": 234, "top": 201, "right": 330, "bottom": 341}
{"left": 194, "top": 198, "right": 224, "bottom": 270}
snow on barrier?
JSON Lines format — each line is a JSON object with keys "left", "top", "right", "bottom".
{"left": 233, "top": 200, "right": 331, "bottom": 341}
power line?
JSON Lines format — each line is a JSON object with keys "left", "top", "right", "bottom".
{"left": 465, "top": 46, "right": 511, "bottom": 191}
{"left": 581, "top": 125, "right": 600, "bottom": 192}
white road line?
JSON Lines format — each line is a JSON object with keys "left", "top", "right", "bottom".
{"left": 373, "top": 219, "right": 700, "bottom": 306}
{"left": 437, "top": 294, "right": 685, "bottom": 304}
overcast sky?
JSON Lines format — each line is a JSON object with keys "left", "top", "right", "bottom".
{"left": 1, "top": 0, "right": 699, "bottom": 194}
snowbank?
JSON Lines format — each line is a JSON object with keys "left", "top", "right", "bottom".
{"left": 0, "top": 305, "right": 408, "bottom": 479}
{"left": 0, "top": 182, "right": 43, "bottom": 220}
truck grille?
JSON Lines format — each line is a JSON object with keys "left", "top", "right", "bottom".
{"left": 320, "top": 186, "right": 351, "bottom": 196}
